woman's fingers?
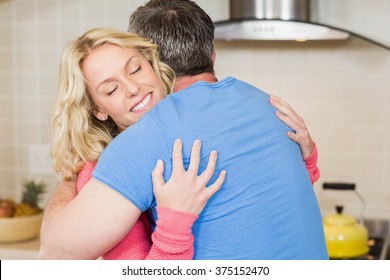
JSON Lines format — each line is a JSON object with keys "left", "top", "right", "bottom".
{"left": 287, "top": 130, "right": 306, "bottom": 147}
{"left": 275, "top": 110, "right": 301, "bottom": 132}
{"left": 151, "top": 159, "right": 165, "bottom": 195}
{"left": 269, "top": 94, "right": 302, "bottom": 124}
{"left": 203, "top": 170, "right": 226, "bottom": 199}
{"left": 271, "top": 95, "right": 308, "bottom": 134}
{"left": 269, "top": 95, "right": 314, "bottom": 160}
{"left": 187, "top": 140, "right": 202, "bottom": 174}
{"left": 199, "top": 150, "right": 218, "bottom": 182}
{"left": 171, "top": 139, "right": 185, "bottom": 173}
{"left": 153, "top": 139, "right": 226, "bottom": 215}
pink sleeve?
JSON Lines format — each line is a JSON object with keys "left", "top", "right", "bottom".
{"left": 76, "top": 161, "right": 97, "bottom": 193}
{"left": 145, "top": 206, "right": 198, "bottom": 260}
{"left": 304, "top": 142, "right": 320, "bottom": 184}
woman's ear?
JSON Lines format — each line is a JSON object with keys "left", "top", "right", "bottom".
{"left": 91, "top": 108, "right": 108, "bottom": 121}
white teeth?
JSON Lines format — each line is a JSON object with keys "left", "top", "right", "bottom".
{"left": 131, "top": 94, "right": 151, "bottom": 112}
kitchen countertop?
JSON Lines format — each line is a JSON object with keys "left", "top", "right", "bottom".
{"left": 0, "top": 219, "right": 387, "bottom": 260}
{"left": 0, "top": 238, "right": 40, "bottom": 260}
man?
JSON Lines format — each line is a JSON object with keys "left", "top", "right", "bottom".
{"left": 40, "top": 0, "right": 327, "bottom": 259}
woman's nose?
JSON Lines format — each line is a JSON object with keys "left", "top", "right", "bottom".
{"left": 124, "top": 79, "right": 139, "bottom": 98}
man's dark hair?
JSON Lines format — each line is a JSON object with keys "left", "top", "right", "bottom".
{"left": 128, "top": 0, "right": 215, "bottom": 77}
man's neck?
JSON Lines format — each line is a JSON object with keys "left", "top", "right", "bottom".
{"left": 173, "top": 72, "right": 218, "bottom": 92}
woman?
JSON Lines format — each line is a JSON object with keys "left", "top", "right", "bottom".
{"left": 47, "top": 28, "right": 319, "bottom": 259}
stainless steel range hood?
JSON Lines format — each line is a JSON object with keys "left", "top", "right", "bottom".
{"left": 214, "top": 0, "right": 350, "bottom": 41}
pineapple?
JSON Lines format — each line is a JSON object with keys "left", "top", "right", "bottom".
{"left": 13, "top": 180, "right": 46, "bottom": 217}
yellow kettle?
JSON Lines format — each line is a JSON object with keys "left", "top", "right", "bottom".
{"left": 321, "top": 183, "right": 369, "bottom": 259}
{"left": 323, "top": 205, "right": 369, "bottom": 259}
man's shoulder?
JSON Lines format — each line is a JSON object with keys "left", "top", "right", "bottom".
{"left": 109, "top": 114, "right": 167, "bottom": 150}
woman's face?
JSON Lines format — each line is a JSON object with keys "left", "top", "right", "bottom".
{"left": 82, "top": 44, "right": 166, "bottom": 130}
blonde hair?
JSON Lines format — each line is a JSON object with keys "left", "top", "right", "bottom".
{"left": 51, "top": 27, "right": 175, "bottom": 181}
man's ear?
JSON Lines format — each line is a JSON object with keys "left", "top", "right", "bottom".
{"left": 212, "top": 51, "right": 216, "bottom": 64}
{"left": 91, "top": 108, "right": 108, "bottom": 121}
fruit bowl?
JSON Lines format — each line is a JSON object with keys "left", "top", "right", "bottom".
{"left": 0, "top": 212, "right": 43, "bottom": 243}
{"left": 0, "top": 180, "right": 46, "bottom": 243}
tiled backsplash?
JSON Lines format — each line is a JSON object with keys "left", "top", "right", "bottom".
{"left": 0, "top": 0, "right": 389, "bottom": 219}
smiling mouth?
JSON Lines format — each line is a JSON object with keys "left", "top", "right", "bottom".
{"left": 130, "top": 93, "right": 152, "bottom": 112}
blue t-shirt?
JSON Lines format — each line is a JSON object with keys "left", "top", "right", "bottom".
{"left": 93, "top": 77, "right": 328, "bottom": 260}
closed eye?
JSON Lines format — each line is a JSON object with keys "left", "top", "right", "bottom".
{"left": 107, "top": 86, "right": 118, "bottom": 96}
{"left": 130, "top": 66, "right": 141, "bottom": 75}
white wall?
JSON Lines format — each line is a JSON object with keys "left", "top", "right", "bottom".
{"left": 0, "top": 0, "right": 389, "bottom": 219}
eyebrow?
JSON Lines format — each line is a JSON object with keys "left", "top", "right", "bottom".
{"left": 95, "top": 55, "right": 137, "bottom": 92}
